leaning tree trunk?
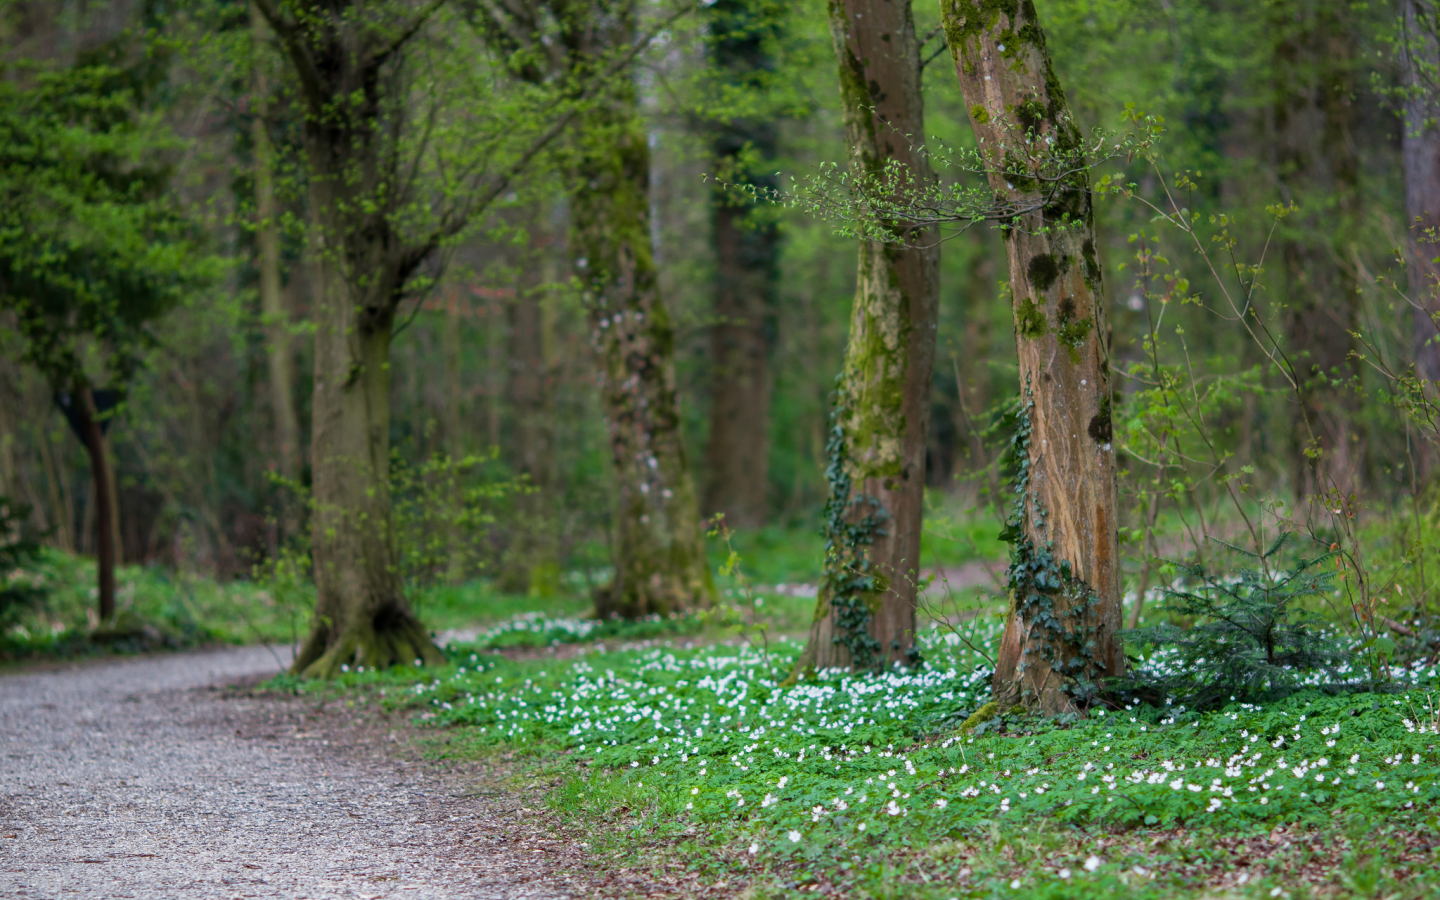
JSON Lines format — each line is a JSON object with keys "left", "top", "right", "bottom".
{"left": 942, "top": 0, "right": 1124, "bottom": 711}
{"left": 702, "top": 0, "right": 782, "bottom": 530}
{"left": 574, "top": 104, "right": 715, "bottom": 619}
{"left": 292, "top": 247, "right": 443, "bottom": 677}
{"left": 793, "top": 0, "right": 940, "bottom": 675}
{"left": 1404, "top": 0, "right": 1440, "bottom": 382}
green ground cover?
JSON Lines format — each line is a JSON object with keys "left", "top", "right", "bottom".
{"left": 292, "top": 622, "right": 1440, "bottom": 898}
{"left": 9, "top": 507, "right": 1438, "bottom": 895}
{"left": 0, "top": 507, "right": 1004, "bottom": 662}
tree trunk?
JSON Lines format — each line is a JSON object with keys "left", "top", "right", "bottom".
{"left": 702, "top": 0, "right": 782, "bottom": 530}
{"left": 1404, "top": 0, "right": 1440, "bottom": 380}
{"left": 703, "top": 192, "right": 777, "bottom": 529}
{"left": 443, "top": 291, "right": 464, "bottom": 456}
{"left": 442, "top": 289, "right": 468, "bottom": 584}
{"left": 74, "top": 386, "right": 117, "bottom": 623}
{"left": 793, "top": 0, "right": 939, "bottom": 675}
{"left": 252, "top": 3, "right": 301, "bottom": 487}
{"left": 498, "top": 249, "right": 561, "bottom": 596}
{"left": 292, "top": 250, "right": 442, "bottom": 677}
{"left": 254, "top": 0, "right": 448, "bottom": 676}
{"left": 572, "top": 103, "right": 715, "bottom": 619}
{"left": 942, "top": 0, "right": 1124, "bottom": 711}
{"left": 1272, "top": 0, "right": 1363, "bottom": 498}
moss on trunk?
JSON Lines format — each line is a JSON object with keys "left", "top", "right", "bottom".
{"left": 794, "top": 0, "right": 940, "bottom": 675}
{"left": 942, "top": 0, "right": 1124, "bottom": 712}
{"left": 570, "top": 101, "right": 715, "bottom": 620}
{"left": 294, "top": 257, "right": 443, "bottom": 678}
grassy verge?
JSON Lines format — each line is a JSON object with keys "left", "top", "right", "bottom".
{"left": 285, "top": 623, "right": 1440, "bottom": 899}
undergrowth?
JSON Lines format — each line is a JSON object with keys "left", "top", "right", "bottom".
{"left": 300, "top": 624, "right": 1440, "bottom": 898}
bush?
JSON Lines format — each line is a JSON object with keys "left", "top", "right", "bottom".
{"left": 1120, "top": 534, "right": 1349, "bottom": 708}
{"left": 0, "top": 496, "right": 47, "bottom": 629}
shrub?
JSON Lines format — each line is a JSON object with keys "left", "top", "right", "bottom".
{"left": 0, "top": 496, "right": 48, "bottom": 628}
{"left": 1120, "top": 534, "right": 1349, "bottom": 708}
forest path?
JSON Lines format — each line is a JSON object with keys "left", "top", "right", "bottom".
{"left": 0, "top": 646, "right": 576, "bottom": 900}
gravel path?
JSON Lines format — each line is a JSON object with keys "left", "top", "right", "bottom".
{"left": 0, "top": 646, "right": 576, "bottom": 900}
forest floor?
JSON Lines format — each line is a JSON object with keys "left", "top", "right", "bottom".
{"left": 0, "top": 646, "right": 586, "bottom": 900}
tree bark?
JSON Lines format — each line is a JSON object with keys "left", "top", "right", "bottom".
{"left": 942, "top": 0, "right": 1124, "bottom": 711}
{"left": 74, "top": 385, "right": 117, "bottom": 623}
{"left": 574, "top": 101, "right": 715, "bottom": 619}
{"left": 793, "top": 0, "right": 939, "bottom": 674}
{"left": 255, "top": 0, "right": 445, "bottom": 676}
{"left": 702, "top": 0, "right": 781, "bottom": 530}
{"left": 498, "top": 245, "right": 561, "bottom": 596}
{"left": 1271, "top": 0, "right": 1363, "bottom": 498}
{"left": 703, "top": 190, "right": 777, "bottom": 529}
{"left": 1404, "top": 0, "right": 1440, "bottom": 381}
{"left": 292, "top": 247, "right": 441, "bottom": 676}
{"left": 252, "top": 3, "right": 302, "bottom": 488}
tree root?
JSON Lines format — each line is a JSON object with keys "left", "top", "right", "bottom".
{"left": 291, "top": 604, "right": 444, "bottom": 678}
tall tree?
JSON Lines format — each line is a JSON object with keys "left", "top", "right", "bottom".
{"left": 253, "top": 0, "right": 597, "bottom": 674}
{"left": 499, "top": 227, "right": 562, "bottom": 596}
{"left": 701, "top": 0, "right": 784, "bottom": 529}
{"left": 470, "top": 0, "right": 716, "bottom": 618}
{"left": 1271, "top": 0, "right": 1363, "bottom": 497}
{"left": 941, "top": 0, "right": 1124, "bottom": 711}
{"left": 792, "top": 0, "right": 939, "bottom": 674}
{"left": 0, "top": 62, "right": 202, "bottom": 624}
{"left": 1402, "top": 0, "right": 1440, "bottom": 381}
{"left": 250, "top": 4, "right": 302, "bottom": 490}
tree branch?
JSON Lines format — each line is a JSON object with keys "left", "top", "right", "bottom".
{"left": 251, "top": 0, "right": 326, "bottom": 111}
{"left": 374, "top": 0, "right": 451, "bottom": 67}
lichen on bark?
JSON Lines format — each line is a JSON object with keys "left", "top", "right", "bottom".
{"left": 571, "top": 102, "right": 715, "bottom": 620}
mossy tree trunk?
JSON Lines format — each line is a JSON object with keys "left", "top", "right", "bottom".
{"left": 942, "top": 0, "right": 1124, "bottom": 711}
{"left": 255, "top": 0, "right": 447, "bottom": 677}
{"left": 794, "top": 0, "right": 940, "bottom": 674}
{"left": 702, "top": 0, "right": 783, "bottom": 530}
{"left": 297, "top": 252, "right": 440, "bottom": 676}
{"left": 574, "top": 101, "right": 716, "bottom": 619}
{"left": 464, "top": 0, "right": 715, "bottom": 618}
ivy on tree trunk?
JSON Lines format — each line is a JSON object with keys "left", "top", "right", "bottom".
{"left": 794, "top": 0, "right": 940, "bottom": 675}
{"left": 941, "top": 0, "right": 1124, "bottom": 711}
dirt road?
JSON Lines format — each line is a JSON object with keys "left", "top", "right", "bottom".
{"left": 0, "top": 646, "right": 574, "bottom": 899}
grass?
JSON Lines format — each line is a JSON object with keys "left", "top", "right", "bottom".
{"left": 288, "top": 616, "right": 1440, "bottom": 898}
{"left": 0, "top": 521, "right": 865, "bottom": 661}
{"left": 0, "top": 549, "right": 308, "bottom": 660}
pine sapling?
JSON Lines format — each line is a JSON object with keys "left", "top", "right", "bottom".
{"left": 1122, "top": 533, "right": 1348, "bottom": 708}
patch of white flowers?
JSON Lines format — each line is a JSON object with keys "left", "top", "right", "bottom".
{"left": 406, "top": 625, "right": 1437, "bottom": 850}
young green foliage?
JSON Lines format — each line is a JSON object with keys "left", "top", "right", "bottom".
{"left": 1124, "top": 535, "right": 1350, "bottom": 709}
{"left": 0, "top": 61, "right": 206, "bottom": 392}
